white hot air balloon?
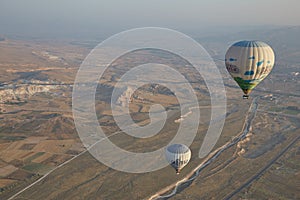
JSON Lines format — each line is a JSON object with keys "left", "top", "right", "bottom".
{"left": 165, "top": 144, "right": 191, "bottom": 174}
{"left": 225, "top": 40, "right": 275, "bottom": 99}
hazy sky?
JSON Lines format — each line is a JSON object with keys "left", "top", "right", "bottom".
{"left": 0, "top": 0, "right": 299, "bottom": 38}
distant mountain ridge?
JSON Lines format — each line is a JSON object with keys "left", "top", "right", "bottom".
{"left": 199, "top": 26, "right": 300, "bottom": 67}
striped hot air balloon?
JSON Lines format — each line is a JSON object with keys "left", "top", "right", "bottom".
{"left": 165, "top": 144, "right": 191, "bottom": 174}
{"left": 225, "top": 40, "right": 275, "bottom": 99}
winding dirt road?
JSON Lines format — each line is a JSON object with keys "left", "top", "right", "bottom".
{"left": 149, "top": 97, "right": 259, "bottom": 200}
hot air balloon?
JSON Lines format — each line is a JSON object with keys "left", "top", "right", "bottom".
{"left": 225, "top": 40, "right": 275, "bottom": 99}
{"left": 165, "top": 144, "right": 191, "bottom": 174}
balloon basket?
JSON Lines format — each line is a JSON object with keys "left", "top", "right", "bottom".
{"left": 243, "top": 95, "right": 249, "bottom": 99}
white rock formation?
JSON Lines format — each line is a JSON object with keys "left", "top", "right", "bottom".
{"left": 0, "top": 84, "right": 58, "bottom": 103}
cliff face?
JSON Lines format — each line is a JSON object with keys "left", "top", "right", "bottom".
{"left": 116, "top": 86, "right": 134, "bottom": 107}
{"left": 0, "top": 81, "right": 62, "bottom": 105}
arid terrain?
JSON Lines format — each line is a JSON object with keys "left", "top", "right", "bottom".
{"left": 0, "top": 26, "right": 299, "bottom": 200}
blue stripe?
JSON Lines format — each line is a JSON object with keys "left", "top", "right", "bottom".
{"left": 232, "top": 40, "right": 268, "bottom": 47}
{"left": 256, "top": 60, "right": 264, "bottom": 67}
{"left": 244, "top": 71, "right": 254, "bottom": 76}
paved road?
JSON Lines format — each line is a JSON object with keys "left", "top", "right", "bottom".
{"left": 223, "top": 135, "right": 300, "bottom": 200}
{"left": 7, "top": 131, "right": 123, "bottom": 200}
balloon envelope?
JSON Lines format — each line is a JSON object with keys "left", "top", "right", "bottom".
{"left": 225, "top": 40, "right": 275, "bottom": 97}
{"left": 165, "top": 144, "right": 191, "bottom": 174}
